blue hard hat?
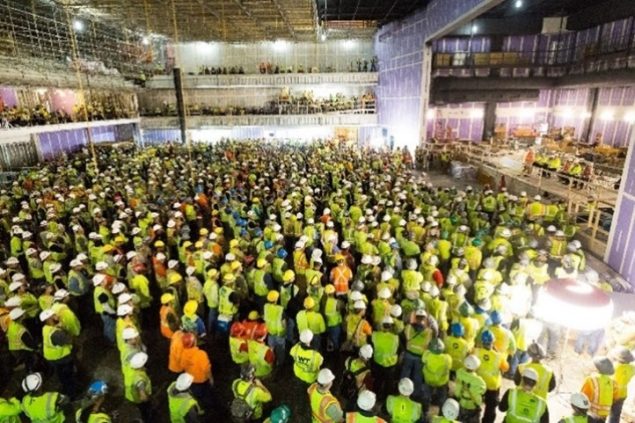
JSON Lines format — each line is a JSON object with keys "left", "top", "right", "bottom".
{"left": 87, "top": 380, "right": 108, "bottom": 396}
{"left": 450, "top": 322, "right": 464, "bottom": 337}
{"left": 277, "top": 249, "right": 288, "bottom": 259}
{"left": 481, "top": 329, "right": 495, "bottom": 346}
{"left": 490, "top": 310, "right": 502, "bottom": 325}
{"left": 264, "top": 240, "right": 273, "bottom": 249}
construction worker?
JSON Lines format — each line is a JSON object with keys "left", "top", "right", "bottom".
{"left": 297, "top": 297, "right": 326, "bottom": 351}
{"left": 581, "top": 356, "right": 614, "bottom": 423}
{"left": 559, "top": 393, "right": 591, "bottom": 423}
{"left": 160, "top": 293, "right": 179, "bottom": 339}
{"left": 345, "top": 299, "right": 373, "bottom": 348}
{"left": 264, "top": 290, "right": 287, "bottom": 367}
{"left": 516, "top": 343, "right": 556, "bottom": 400}
{"left": 475, "top": 329, "right": 509, "bottom": 423}
{"left": 75, "top": 380, "right": 112, "bottom": 423}
{"left": 93, "top": 273, "right": 116, "bottom": 344}
{"left": 40, "top": 308, "right": 76, "bottom": 397}
{"left": 0, "top": 395, "right": 22, "bottom": 422}
{"left": 167, "top": 373, "right": 203, "bottom": 423}
{"left": 432, "top": 399, "right": 461, "bottom": 423}
{"left": 231, "top": 364, "right": 272, "bottom": 421}
{"left": 7, "top": 307, "right": 37, "bottom": 371}
{"left": 203, "top": 268, "right": 219, "bottom": 335}
{"left": 180, "top": 333, "right": 214, "bottom": 408}
{"left": 446, "top": 323, "right": 469, "bottom": 374}
{"left": 386, "top": 378, "right": 422, "bottom": 423}
{"left": 290, "top": 329, "right": 324, "bottom": 384}
{"left": 264, "top": 404, "right": 291, "bottom": 423}
{"left": 454, "top": 355, "right": 487, "bottom": 423}
{"left": 609, "top": 347, "right": 635, "bottom": 423}
{"left": 422, "top": 338, "right": 452, "bottom": 408}
{"left": 346, "top": 390, "right": 387, "bottom": 422}
{"left": 371, "top": 316, "right": 400, "bottom": 401}
{"left": 307, "top": 368, "right": 344, "bottom": 422}
{"left": 331, "top": 255, "right": 353, "bottom": 297}
{"left": 123, "top": 352, "right": 153, "bottom": 422}
{"left": 121, "top": 327, "right": 146, "bottom": 364}
{"left": 401, "top": 307, "right": 432, "bottom": 395}
{"left": 21, "top": 373, "right": 68, "bottom": 423}
{"left": 323, "top": 284, "right": 343, "bottom": 351}
{"left": 247, "top": 324, "right": 274, "bottom": 378}
{"left": 229, "top": 322, "right": 249, "bottom": 365}
{"left": 51, "top": 289, "right": 81, "bottom": 337}
{"left": 500, "top": 368, "right": 549, "bottom": 422}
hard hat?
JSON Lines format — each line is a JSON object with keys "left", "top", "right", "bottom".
{"left": 276, "top": 249, "right": 288, "bottom": 259}
{"left": 267, "top": 290, "right": 280, "bottom": 302}
{"left": 357, "top": 390, "right": 376, "bottom": 411}
{"left": 154, "top": 240, "right": 165, "bottom": 248}
{"left": 5, "top": 296, "right": 21, "bottom": 307}
{"left": 49, "top": 263, "right": 62, "bottom": 274}
{"left": 324, "top": 284, "right": 335, "bottom": 295}
{"left": 429, "top": 338, "right": 445, "bottom": 354}
{"left": 8, "top": 281, "right": 23, "bottom": 292}
{"left": 489, "top": 310, "right": 502, "bottom": 325}
{"left": 398, "top": 378, "right": 414, "bottom": 396}
{"left": 40, "top": 251, "right": 51, "bottom": 261}
{"left": 129, "top": 352, "right": 148, "bottom": 369}
{"left": 350, "top": 291, "right": 363, "bottom": 302}
{"left": 381, "top": 316, "right": 394, "bottom": 326}
{"left": 11, "top": 273, "right": 25, "bottom": 283}
{"left": 547, "top": 225, "right": 556, "bottom": 232}
{"left": 118, "top": 293, "right": 132, "bottom": 304}
{"left": 161, "top": 293, "right": 175, "bottom": 304}
{"left": 390, "top": 304, "right": 402, "bottom": 318}
{"left": 317, "top": 368, "right": 336, "bottom": 385}
{"left": 570, "top": 392, "right": 590, "bottom": 410}
{"left": 613, "top": 346, "right": 634, "bottom": 363}
{"left": 122, "top": 327, "right": 139, "bottom": 340}
{"left": 282, "top": 270, "right": 295, "bottom": 283}
{"left": 353, "top": 300, "right": 366, "bottom": 310}
{"left": 415, "top": 308, "right": 427, "bottom": 318}
{"left": 480, "top": 330, "right": 495, "bottom": 346}
{"left": 9, "top": 307, "right": 25, "bottom": 320}
{"left": 176, "top": 372, "right": 194, "bottom": 391}
{"left": 117, "top": 304, "right": 133, "bottom": 317}
{"left": 248, "top": 310, "right": 260, "bottom": 320}
{"left": 88, "top": 380, "right": 108, "bottom": 397}
{"left": 299, "top": 329, "right": 313, "bottom": 345}
{"left": 240, "top": 363, "right": 255, "bottom": 379}
{"left": 527, "top": 342, "right": 546, "bottom": 359}
{"left": 450, "top": 323, "right": 464, "bottom": 337}
{"left": 181, "top": 332, "right": 196, "bottom": 348}
{"left": 442, "top": 398, "right": 460, "bottom": 420}
{"left": 39, "top": 309, "right": 55, "bottom": 322}
{"left": 168, "top": 260, "right": 179, "bottom": 269}
{"left": 256, "top": 258, "right": 267, "bottom": 269}
{"left": 183, "top": 300, "right": 198, "bottom": 317}
{"left": 112, "top": 283, "right": 126, "bottom": 295}
{"left": 22, "top": 373, "right": 43, "bottom": 392}
{"left": 359, "top": 344, "right": 373, "bottom": 360}
{"left": 593, "top": 356, "right": 615, "bottom": 375}
{"left": 522, "top": 368, "right": 539, "bottom": 383}
{"left": 269, "top": 405, "right": 291, "bottom": 423}
{"left": 303, "top": 297, "right": 315, "bottom": 310}
{"left": 378, "top": 287, "right": 391, "bottom": 299}
{"left": 464, "top": 354, "right": 481, "bottom": 371}
{"left": 534, "top": 195, "right": 541, "bottom": 201}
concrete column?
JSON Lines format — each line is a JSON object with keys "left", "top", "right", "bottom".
{"left": 482, "top": 102, "right": 497, "bottom": 141}
{"left": 419, "top": 43, "right": 433, "bottom": 144}
{"left": 173, "top": 68, "right": 187, "bottom": 144}
{"left": 605, "top": 127, "right": 635, "bottom": 286}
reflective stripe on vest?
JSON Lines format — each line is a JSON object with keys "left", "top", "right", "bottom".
{"left": 308, "top": 383, "right": 339, "bottom": 423}
{"left": 589, "top": 375, "right": 613, "bottom": 417}
{"left": 264, "top": 303, "right": 285, "bottom": 336}
{"left": 43, "top": 325, "right": 72, "bottom": 361}
{"left": 506, "top": 389, "right": 546, "bottom": 423}
{"left": 22, "top": 393, "right": 64, "bottom": 423}
{"left": 7, "top": 321, "right": 32, "bottom": 351}
{"left": 168, "top": 383, "right": 199, "bottom": 423}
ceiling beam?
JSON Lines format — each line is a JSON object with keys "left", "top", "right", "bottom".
{"left": 270, "top": 0, "right": 296, "bottom": 40}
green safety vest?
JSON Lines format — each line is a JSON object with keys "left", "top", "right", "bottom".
{"left": 263, "top": 303, "right": 285, "bottom": 336}
{"left": 0, "top": 397, "right": 21, "bottom": 423}
{"left": 250, "top": 269, "right": 269, "bottom": 297}
{"left": 167, "top": 383, "right": 200, "bottom": 423}
{"left": 483, "top": 197, "right": 497, "bottom": 212}
{"left": 297, "top": 311, "right": 326, "bottom": 334}
{"left": 218, "top": 286, "right": 238, "bottom": 316}
{"left": 229, "top": 336, "right": 249, "bottom": 364}
{"left": 455, "top": 369, "right": 486, "bottom": 410}
{"left": 372, "top": 331, "right": 399, "bottom": 367}
{"left": 123, "top": 366, "right": 151, "bottom": 404}
{"left": 344, "top": 412, "right": 383, "bottom": 422}
{"left": 504, "top": 388, "right": 547, "bottom": 423}
{"left": 324, "top": 297, "right": 342, "bottom": 327}
{"left": 431, "top": 418, "right": 459, "bottom": 423}
{"left": 386, "top": 395, "right": 422, "bottom": 423}
{"left": 422, "top": 351, "right": 452, "bottom": 387}
{"left": 43, "top": 325, "right": 72, "bottom": 361}
{"left": 561, "top": 416, "right": 587, "bottom": 423}
{"left": 7, "top": 321, "right": 32, "bottom": 352}
{"left": 248, "top": 339, "right": 273, "bottom": 378}
{"left": 52, "top": 304, "right": 81, "bottom": 337}
{"left": 21, "top": 393, "right": 64, "bottom": 423}
{"left": 75, "top": 408, "right": 112, "bottom": 423}
{"left": 290, "top": 344, "right": 323, "bottom": 383}
{"left": 404, "top": 326, "right": 429, "bottom": 356}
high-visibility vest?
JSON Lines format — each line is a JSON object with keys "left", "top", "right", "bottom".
{"left": 51, "top": 303, "right": 81, "bottom": 337}
{"left": 297, "top": 311, "right": 326, "bottom": 335}
{"left": 345, "top": 412, "right": 387, "bottom": 422}
{"left": 218, "top": 286, "right": 237, "bottom": 316}
{"left": 67, "top": 269, "right": 89, "bottom": 296}
{"left": 21, "top": 393, "right": 64, "bottom": 423}
{"left": 167, "top": 383, "right": 200, "bottom": 423}
{"left": 0, "top": 397, "right": 21, "bottom": 423}
{"left": 93, "top": 286, "right": 114, "bottom": 315}
{"left": 160, "top": 305, "right": 177, "bottom": 339}
{"left": 371, "top": 300, "right": 390, "bottom": 327}
{"left": 229, "top": 335, "right": 249, "bottom": 364}
{"left": 75, "top": 408, "right": 112, "bottom": 422}
{"left": 549, "top": 237, "right": 566, "bottom": 258}
{"left": 526, "top": 202, "right": 545, "bottom": 220}
{"left": 122, "top": 365, "right": 151, "bottom": 403}
{"left": 584, "top": 374, "right": 614, "bottom": 417}
{"left": 324, "top": 297, "right": 342, "bottom": 328}
{"left": 331, "top": 266, "right": 352, "bottom": 294}
{"left": 404, "top": 325, "right": 430, "bottom": 356}
{"left": 251, "top": 269, "right": 269, "bottom": 297}
{"left": 431, "top": 417, "right": 459, "bottom": 423}
{"left": 483, "top": 196, "right": 497, "bottom": 212}
{"left": 372, "top": 331, "right": 399, "bottom": 367}
{"left": 561, "top": 415, "right": 588, "bottom": 423}
{"left": 346, "top": 314, "right": 369, "bottom": 347}
{"left": 504, "top": 388, "right": 547, "bottom": 423}
{"left": 7, "top": 320, "right": 32, "bottom": 352}
{"left": 232, "top": 379, "right": 270, "bottom": 419}
{"left": 519, "top": 362, "right": 553, "bottom": 399}
{"left": 169, "top": 331, "right": 185, "bottom": 372}
{"left": 613, "top": 362, "right": 635, "bottom": 399}
{"left": 422, "top": 351, "right": 452, "bottom": 387}
{"left": 27, "top": 257, "right": 44, "bottom": 280}
{"left": 386, "top": 394, "right": 422, "bottom": 423}
{"left": 446, "top": 336, "right": 469, "bottom": 371}
{"left": 290, "top": 343, "right": 323, "bottom": 383}
{"left": 401, "top": 270, "right": 422, "bottom": 293}
{"left": 264, "top": 303, "right": 285, "bottom": 336}
{"left": 248, "top": 340, "right": 273, "bottom": 378}
{"left": 43, "top": 325, "right": 72, "bottom": 361}
{"left": 308, "top": 383, "right": 341, "bottom": 423}
{"left": 475, "top": 348, "right": 505, "bottom": 390}
{"left": 455, "top": 369, "right": 486, "bottom": 410}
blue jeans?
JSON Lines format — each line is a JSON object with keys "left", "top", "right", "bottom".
{"left": 207, "top": 308, "right": 218, "bottom": 335}
{"left": 575, "top": 329, "right": 604, "bottom": 356}
{"left": 608, "top": 398, "right": 624, "bottom": 423}
{"left": 327, "top": 325, "right": 342, "bottom": 351}
{"left": 101, "top": 314, "right": 115, "bottom": 344}
{"left": 286, "top": 319, "right": 297, "bottom": 345}
{"left": 267, "top": 334, "right": 287, "bottom": 367}
{"left": 508, "top": 350, "right": 529, "bottom": 378}
{"left": 400, "top": 352, "right": 424, "bottom": 398}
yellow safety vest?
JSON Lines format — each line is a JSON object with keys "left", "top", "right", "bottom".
{"left": 422, "top": 352, "right": 452, "bottom": 387}
{"left": 446, "top": 336, "right": 469, "bottom": 371}
{"left": 229, "top": 336, "right": 249, "bottom": 364}
{"left": 504, "top": 388, "right": 546, "bottom": 423}
{"left": 43, "top": 325, "right": 72, "bottom": 361}
{"left": 167, "top": 383, "right": 200, "bottom": 423}
{"left": 247, "top": 340, "right": 273, "bottom": 378}
{"left": 475, "top": 348, "right": 504, "bottom": 390}
{"left": 93, "top": 286, "right": 114, "bottom": 315}
{"left": 324, "top": 297, "right": 342, "bottom": 327}
{"left": 613, "top": 362, "right": 635, "bottom": 399}
{"left": 0, "top": 397, "right": 21, "bottom": 423}
{"left": 372, "top": 331, "right": 399, "bottom": 367}
{"left": 455, "top": 368, "right": 486, "bottom": 410}
{"left": 587, "top": 374, "right": 614, "bottom": 417}
{"left": 519, "top": 362, "right": 553, "bottom": 399}
{"left": 404, "top": 326, "right": 430, "bottom": 356}
{"left": 290, "top": 344, "right": 323, "bottom": 384}
{"left": 21, "top": 392, "right": 64, "bottom": 423}
{"left": 386, "top": 394, "right": 422, "bottom": 423}
{"left": 7, "top": 320, "right": 32, "bottom": 352}
{"left": 263, "top": 303, "right": 285, "bottom": 336}
{"left": 308, "top": 383, "right": 340, "bottom": 423}
{"left": 218, "top": 286, "right": 237, "bottom": 316}
{"left": 123, "top": 365, "right": 151, "bottom": 404}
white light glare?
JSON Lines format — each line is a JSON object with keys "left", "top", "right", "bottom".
{"left": 601, "top": 110, "right": 615, "bottom": 121}
{"left": 514, "top": 0, "right": 523, "bottom": 8}
{"left": 142, "top": 36, "right": 150, "bottom": 46}
{"left": 320, "top": 32, "right": 327, "bottom": 42}
{"left": 470, "top": 109, "right": 484, "bottom": 119}
{"left": 624, "top": 111, "right": 635, "bottom": 123}
{"left": 426, "top": 109, "right": 436, "bottom": 120}
{"left": 562, "top": 108, "right": 574, "bottom": 119}
{"left": 273, "top": 39, "right": 289, "bottom": 51}
{"left": 471, "top": 24, "right": 478, "bottom": 34}
{"left": 73, "top": 19, "right": 84, "bottom": 32}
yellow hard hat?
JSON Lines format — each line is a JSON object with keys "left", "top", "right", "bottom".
{"left": 114, "top": 236, "right": 125, "bottom": 244}
{"left": 324, "top": 284, "right": 335, "bottom": 295}
{"left": 207, "top": 268, "right": 219, "bottom": 279}
{"left": 248, "top": 310, "right": 260, "bottom": 320}
{"left": 160, "top": 293, "right": 174, "bottom": 304}
{"left": 267, "top": 290, "right": 280, "bottom": 303}
{"left": 257, "top": 258, "right": 268, "bottom": 269}
{"left": 183, "top": 241, "right": 193, "bottom": 249}
{"left": 214, "top": 227, "right": 224, "bottom": 234}
{"left": 199, "top": 228, "right": 209, "bottom": 236}
{"left": 194, "top": 241, "right": 203, "bottom": 249}
{"left": 304, "top": 296, "right": 315, "bottom": 310}
{"left": 282, "top": 270, "right": 295, "bottom": 283}
{"left": 154, "top": 240, "right": 165, "bottom": 248}
{"left": 102, "top": 244, "right": 114, "bottom": 253}
{"left": 335, "top": 254, "right": 345, "bottom": 262}
{"left": 223, "top": 273, "right": 236, "bottom": 283}
{"left": 168, "top": 273, "right": 183, "bottom": 284}
{"left": 183, "top": 300, "right": 198, "bottom": 317}
{"left": 230, "top": 261, "right": 241, "bottom": 271}
{"left": 229, "top": 239, "right": 239, "bottom": 248}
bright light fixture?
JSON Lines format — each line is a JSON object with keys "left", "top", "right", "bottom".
{"left": 582, "top": 111, "right": 592, "bottom": 119}
{"left": 562, "top": 108, "right": 574, "bottom": 119}
{"left": 426, "top": 109, "right": 436, "bottom": 120}
{"left": 142, "top": 36, "right": 150, "bottom": 46}
{"left": 624, "top": 111, "right": 635, "bottom": 123}
{"left": 73, "top": 19, "right": 84, "bottom": 32}
{"left": 471, "top": 24, "right": 478, "bottom": 34}
{"left": 601, "top": 110, "right": 615, "bottom": 121}
{"left": 514, "top": 0, "right": 523, "bottom": 8}
{"left": 320, "top": 32, "right": 327, "bottom": 42}
{"left": 273, "top": 39, "right": 289, "bottom": 51}
{"left": 343, "top": 39, "right": 356, "bottom": 49}
{"left": 470, "top": 109, "right": 484, "bottom": 119}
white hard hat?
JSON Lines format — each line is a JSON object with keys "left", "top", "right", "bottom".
{"left": 126, "top": 251, "right": 137, "bottom": 260}
{"left": 39, "top": 309, "right": 55, "bottom": 322}
{"left": 390, "top": 304, "right": 402, "bottom": 318}
{"left": 317, "top": 368, "right": 336, "bottom": 385}
{"left": 11, "top": 273, "right": 25, "bottom": 282}
{"left": 464, "top": 354, "right": 481, "bottom": 371}
{"left": 8, "top": 282, "right": 23, "bottom": 292}
{"left": 129, "top": 352, "right": 148, "bottom": 370}
{"left": 70, "top": 259, "right": 82, "bottom": 267}
{"left": 39, "top": 251, "right": 51, "bottom": 261}
{"left": 22, "top": 373, "right": 43, "bottom": 392}
{"left": 300, "top": 329, "right": 313, "bottom": 344}
{"left": 353, "top": 300, "right": 366, "bottom": 310}
{"left": 381, "top": 271, "right": 392, "bottom": 282}
{"left": 359, "top": 344, "right": 373, "bottom": 360}
{"left": 168, "top": 260, "right": 179, "bottom": 269}
{"left": 522, "top": 367, "right": 539, "bottom": 382}
{"left": 381, "top": 316, "right": 394, "bottom": 325}
{"left": 357, "top": 390, "right": 376, "bottom": 411}
{"left": 176, "top": 372, "right": 194, "bottom": 391}
{"left": 50, "top": 263, "right": 62, "bottom": 274}
{"left": 122, "top": 327, "right": 139, "bottom": 340}
{"left": 9, "top": 307, "right": 25, "bottom": 320}
{"left": 93, "top": 274, "right": 106, "bottom": 286}
{"left": 442, "top": 398, "right": 460, "bottom": 420}
{"left": 378, "top": 287, "right": 391, "bottom": 299}
{"left": 112, "top": 283, "right": 126, "bottom": 295}
{"left": 95, "top": 262, "right": 108, "bottom": 271}
{"left": 117, "top": 304, "right": 133, "bottom": 316}
{"left": 54, "top": 289, "right": 69, "bottom": 300}
{"left": 534, "top": 195, "right": 541, "bottom": 201}
{"left": 570, "top": 392, "right": 590, "bottom": 410}
{"left": 398, "top": 378, "right": 414, "bottom": 396}
{"left": 5, "top": 296, "right": 21, "bottom": 307}
{"left": 350, "top": 291, "right": 363, "bottom": 302}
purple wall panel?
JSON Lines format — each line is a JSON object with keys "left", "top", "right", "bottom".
{"left": 608, "top": 196, "right": 635, "bottom": 286}
{"left": 38, "top": 129, "right": 88, "bottom": 160}
{"left": 0, "top": 87, "right": 18, "bottom": 108}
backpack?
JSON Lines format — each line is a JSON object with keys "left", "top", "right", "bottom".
{"left": 230, "top": 382, "right": 255, "bottom": 423}
{"left": 339, "top": 360, "right": 370, "bottom": 401}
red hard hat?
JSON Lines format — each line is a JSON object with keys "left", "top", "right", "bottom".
{"left": 182, "top": 332, "right": 196, "bottom": 348}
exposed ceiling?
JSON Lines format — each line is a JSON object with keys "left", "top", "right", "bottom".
{"left": 481, "top": 0, "right": 606, "bottom": 19}
{"left": 63, "top": 0, "right": 318, "bottom": 42}
{"left": 316, "top": 0, "right": 429, "bottom": 25}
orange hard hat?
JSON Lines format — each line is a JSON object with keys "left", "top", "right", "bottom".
{"left": 182, "top": 332, "right": 196, "bottom": 348}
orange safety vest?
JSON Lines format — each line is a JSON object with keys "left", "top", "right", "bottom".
{"left": 308, "top": 383, "right": 340, "bottom": 423}
{"left": 331, "top": 265, "right": 352, "bottom": 294}
{"left": 582, "top": 374, "right": 614, "bottom": 418}
{"left": 181, "top": 346, "right": 211, "bottom": 383}
{"left": 160, "top": 305, "right": 177, "bottom": 339}
{"left": 169, "top": 331, "right": 185, "bottom": 373}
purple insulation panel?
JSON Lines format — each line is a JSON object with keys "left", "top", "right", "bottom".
{"left": 0, "top": 86, "right": 18, "bottom": 108}
{"left": 38, "top": 129, "right": 88, "bottom": 161}
{"left": 142, "top": 129, "right": 182, "bottom": 145}
{"left": 608, "top": 196, "right": 635, "bottom": 286}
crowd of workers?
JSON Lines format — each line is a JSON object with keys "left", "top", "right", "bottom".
{"left": 523, "top": 149, "right": 595, "bottom": 188}
{"left": 0, "top": 140, "right": 632, "bottom": 423}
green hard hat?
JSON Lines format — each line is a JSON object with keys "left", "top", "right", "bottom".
{"left": 269, "top": 405, "right": 291, "bottom": 423}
